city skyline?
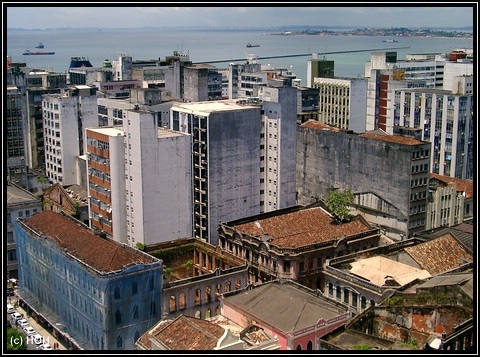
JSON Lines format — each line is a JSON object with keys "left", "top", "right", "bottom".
{"left": 6, "top": 4, "right": 475, "bottom": 30}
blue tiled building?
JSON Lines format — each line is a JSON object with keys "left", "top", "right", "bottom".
{"left": 14, "top": 210, "right": 163, "bottom": 350}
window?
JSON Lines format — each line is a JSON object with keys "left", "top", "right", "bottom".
{"left": 114, "top": 286, "right": 120, "bottom": 299}
{"left": 336, "top": 285, "right": 341, "bottom": 299}
{"left": 116, "top": 336, "right": 122, "bottom": 349}
{"left": 132, "top": 281, "right": 138, "bottom": 295}
{"left": 133, "top": 305, "right": 138, "bottom": 319}
{"left": 115, "top": 310, "right": 122, "bottom": 324}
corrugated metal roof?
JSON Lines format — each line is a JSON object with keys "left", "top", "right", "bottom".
{"left": 224, "top": 280, "right": 348, "bottom": 334}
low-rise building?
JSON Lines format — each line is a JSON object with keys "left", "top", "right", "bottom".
{"left": 219, "top": 279, "right": 351, "bottom": 350}
{"left": 42, "top": 183, "right": 89, "bottom": 225}
{"left": 14, "top": 210, "right": 163, "bottom": 350}
{"left": 218, "top": 205, "right": 381, "bottom": 290}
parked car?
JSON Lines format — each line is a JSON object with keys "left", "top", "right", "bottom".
{"left": 37, "top": 343, "right": 53, "bottom": 350}
{"left": 33, "top": 334, "right": 44, "bottom": 345}
{"left": 11, "top": 312, "right": 23, "bottom": 322}
{"left": 7, "top": 304, "right": 15, "bottom": 314}
{"left": 17, "top": 318, "right": 30, "bottom": 329}
{"left": 23, "top": 326, "right": 36, "bottom": 336}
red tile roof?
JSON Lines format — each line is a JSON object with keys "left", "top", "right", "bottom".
{"left": 22, "top": 211, "right": 157, "bottom": 273}
{"left": 359, "top": 132, "right": 424, "bottom": 146}
{"left": 430, "top": 173, "right": 473, "bottom": 199}
{"left": 404, "top": 234, "right": 473, "bottom": 275}
{"left": 233, "top": 207, "right": 373, "bottom": 249}
{"left": 141, "top": 315, "right": 226, "bottom": 350}
{"left": 300, "top": 120, "right": 341, "bottom": 132}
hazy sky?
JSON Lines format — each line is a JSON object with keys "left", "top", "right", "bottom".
{"left": 6, "top": 5, "right": 474, "bottom": 30}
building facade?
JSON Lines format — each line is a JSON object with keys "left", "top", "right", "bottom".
{"left": 312, "top": 77, "right": 368, "bottom": 133}
{"left": 391, "top": 88, "right": 473, "bottom": 180}
{"left": 6, "top": 181, "right": 42, "bottom": 279}
{"left": 14, "top": 211, "right": 162, "bottom": 350}
{"left": 42, "top": 85, "right": 99, "bottom": 185}
{"left": 297, "top": 121, "right": 431, "bottom": 239}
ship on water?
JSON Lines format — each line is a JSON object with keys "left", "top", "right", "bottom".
{"left": 382, "top": 39, "right": 399, "bottom": 43}
{"left": 246, "top": 42, "right": 260, "bottom": 48}
{"left": 23, "top": 49, "right": 55, "bottom": 55}
{"left": 35, "top": 42, "right": 45, "bottom": 48}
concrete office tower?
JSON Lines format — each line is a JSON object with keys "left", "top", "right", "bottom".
{"left": 312, "top": 77, "right": 368, "bottom": 133}
{"left": 307, "top": 54, "right": 335, "bottom": 87}
{"left": 123, "top": 110, "right": 192, "bottom": 246}
{"left": 112, "top": 53, "right": 133, "bottom": 81}
{"left": 392, "top": 88, "right": 473, "bottom": 180}
{"left": 171, "top": 100, "right": 263, "bottom": 246}
{"left": 42, "top": 85, "right": 98, "bottom": 185}
{"left": 257, "top": 86, "right": 298, "bottom": 213}
{"left": 6, "top": 86, "right": 28, "bottom": 181}
{"left": 85, "top": 127, "right": 126, "bottom": 242}
{"left": 183, "top": 64, "right": 223, "bottom": 102}
{"left": 297, "top": 121, "right": 431, "bottom": 239}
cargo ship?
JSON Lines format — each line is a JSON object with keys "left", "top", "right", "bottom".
{"left": 35, "top": 42, "right": 45, "bottom": 48}
{"left": 246, "top": 42, "right": 260, "bottom": 48}
{"left": 23, "top": 49, "right": 55, "bottom": 55}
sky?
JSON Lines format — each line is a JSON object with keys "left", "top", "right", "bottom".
{"left": 5, "top": 4, "right": 475, "bottom": 30}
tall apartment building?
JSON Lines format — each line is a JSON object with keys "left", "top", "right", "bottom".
{"left": 7, "top": 64, "right": 66, "bottom": 172}
{"left": 171, "top": 86, "right": 297, "bottom": 245}
{"left": 297, "top": 121, "right": 431, "bottom": 239}
{"left": 122, "top": 110, "right": 192, "bottom": 246}
{"left": 85, "top": 127, "right": 126, "bottom": 241}
{"left": 391, "top": 87, "right": 473, "bottom": 179}
{"left": 6, "top": 86, "right": 28, "bottom": 181}
{"left": 6, "top": 181, "right": 42, "bottom": 279}
{"left": 42, "top": 85, "right": 99, "bottom": 185}
{"left": 183, "top": 64, "right": 223, "bottom": 102}
{"left": 14, "top": 210, "right": 162, "bottom": 350}
{"left": 312, "top": 77, "right": 368, "bottom": 132}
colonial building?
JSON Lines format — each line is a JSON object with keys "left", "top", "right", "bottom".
{"left": 218, "top": 205, "right": 381, "bottom": 290}
{"left": 14, "top": 211, "right": 163, "bottom": 350}
{"left": 42, "top": 183, "right": 89, "bottom": 225}
{"left": 219, "top": 279, "right": 351, "bottom": 350}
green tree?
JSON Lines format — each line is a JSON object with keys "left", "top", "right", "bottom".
{"left": 7, "top": 328, "right": 27, "bottom": 350}
{"left": 135, "top": 242, "right": 146, "bottom": 251}
{"left": 326, "top": 189, "right": 355, "bottom": 223}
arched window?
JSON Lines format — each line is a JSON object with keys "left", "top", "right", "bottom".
{"left": 205, "top": 308, "right": 211, "bottom": 319}
{"left": 361, "top": 296, "right": 367, "bottom": 309}
{"left": 133, "top": 305, "right": 138, "bottom": 319}
{"left": 215, "top": 283, "right": 221, "bottom": 301}
{"left": 370, "top": 299, "right": 376, "bottom": 307}
{"left": 194, "top": 288, "right": 202, "bottom": 306}
{"left": 296, "top": 344, "right": 302, "bottom": 350}
{"left": 114, "top": 286, "right": 120, "bottom": 299}
{"left": 179, "top": 292, "right": 186, "bottom": 310}
{"left": 235, "top": 279, "right": 241, "bottom": 290}
{"left": 336, "top": 285, "right": 341, "bottom": 299}
{"left": 307, "top": 340, "right": 313, "bottom": 350}
{"left": 225, "top": 281, "right": 231, "bottom": 292}
{"left": 205, "top": 287, "right": 211, "bottom": 304}
{"left": 195, "top": 310, "right": 201, "bottom": 319}
{"left": 328, "top": 282, "right": 333, "bottom": 296}
{"left": 132, "top": 281, "right": 138, "bottom": 295}
{"left": 169, "top": 295, "right": 176, "bottom": 312}
{"left": 115, "top": 310, "right": 122, "bottom": 324}
{"left": 215, "top": 305, "right": 221, "bottom": 316}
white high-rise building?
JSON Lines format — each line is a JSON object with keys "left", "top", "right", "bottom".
{"left": 123, "top": 110, "right": 192, "bottom": 246}
{"left": 43, "top": 85, "right": 98, "bottom": 185}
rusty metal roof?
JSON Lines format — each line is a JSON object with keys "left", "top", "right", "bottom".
{"left": 359, "top": 132, "right": 425, "bottom": 146}
{"left": 430, "top": 173, "right": 473, "bottom": 198}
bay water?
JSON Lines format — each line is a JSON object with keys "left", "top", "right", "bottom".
{"left": 7, "top": 28, "right": 472, "bottom": 85}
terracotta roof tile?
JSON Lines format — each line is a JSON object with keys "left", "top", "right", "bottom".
{"left": 430, "top": 173, "right": 473, "bottom": 198}
{"left": 404, "top": 234, "right": 472, "bottom": 275}
{"left": 22, "top": 211, "right": 157, "bottom": 273}
{"left": 233, "top": 207, "right": 372, "bottom": 249}
{"left": 150, "top": 315, "right": 225, "bottom": 350}
{"left": 300, "top": 120, "right": 341, "bottom": 132}
{"left": 359, "top": 132, "right": 425, "bottom": 146}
